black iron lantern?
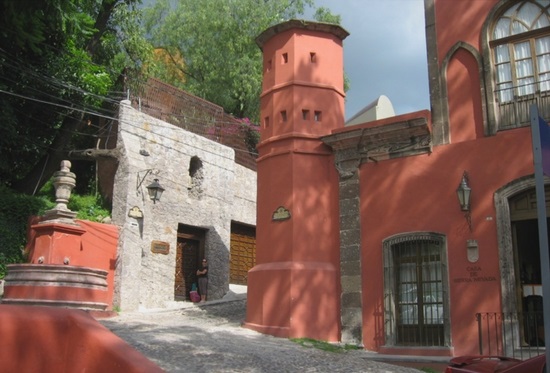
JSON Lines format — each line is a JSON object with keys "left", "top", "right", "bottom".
{"left": 456, "top": 172, "right": 471, "bottom": 211}
{"left": 146, "top": 179, "right": 165, "bottom": 203}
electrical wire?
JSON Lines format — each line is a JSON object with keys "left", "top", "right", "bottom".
{"left": 0, "top": 88, "right": 119, "bottom": 122}
{"left": 0, "top": 82, "right": 259, "bottom": 150}
{"left": 0, "top": 50, "right": 260, "bottom": 161}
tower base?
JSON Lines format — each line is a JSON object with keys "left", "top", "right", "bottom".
{"left": 244, "top": 261, "right": 340, "bottom": 341}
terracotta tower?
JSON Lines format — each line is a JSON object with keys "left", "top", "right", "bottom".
{"left": 244, "top": 20, "right": 349, "bottom": 341}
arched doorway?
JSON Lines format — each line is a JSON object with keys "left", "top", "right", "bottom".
{"left": 509, "top": 188, "right": 549, "bottom": 347}
{"left": 495, "top": 176, "right": 549, "bottom": 352}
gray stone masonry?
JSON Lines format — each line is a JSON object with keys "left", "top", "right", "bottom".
{"left": 339, "top": 171, "right": 363, "bottom": 344}
{"left": 112, "top": 101, "right": 256, "bottom": 312}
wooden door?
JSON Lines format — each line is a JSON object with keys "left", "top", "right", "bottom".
{"left": 230, "top": 223, "right": 256, "bottom": 285}
{"left": 174, "top": 224, "right": 206, "bottom": 301}
{"left": 174, "top": 238, "right": 200, "bottom": 301}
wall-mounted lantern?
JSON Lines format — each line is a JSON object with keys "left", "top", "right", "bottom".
{"left": 456, "top": 171, "right": 472, "bottom": 231}
{"left": 146, "top": 179, "right": 165, "bottom": 204}
{"left": 456, "top": 171, "right": 471, "bottom": 211}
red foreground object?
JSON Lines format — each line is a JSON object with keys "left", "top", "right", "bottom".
{"left": 0, "top": 305, "right": 163, "bottom": 373}
{"left": 445, "top": 355, "right": 546, "bottom": 373}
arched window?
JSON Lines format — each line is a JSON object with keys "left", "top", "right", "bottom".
{"left": 490, "top": 1, "right": 550, "bottom": 129}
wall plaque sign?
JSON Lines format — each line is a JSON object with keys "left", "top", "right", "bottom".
{"left": 452, "top": 265, "right": 497, "bottom": 283}
{"left": 151, "top": 240, "right": 170, "bottom": 255}
{"left": 272, "top": 206, "right": 291, "bottom": 221}
{"left": 128, "top": 206, "right": 144, "bottom": 219}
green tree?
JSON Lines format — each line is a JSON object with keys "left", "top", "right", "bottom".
{"left": 143, "top": 0, "right": 341, "bottom": 122}
{"left": 0, "top": 0, "right": 152, "bottom": 195}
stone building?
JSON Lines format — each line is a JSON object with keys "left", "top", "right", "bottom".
{"left": 112, "top": 100, "right": 256, "bottom": 311}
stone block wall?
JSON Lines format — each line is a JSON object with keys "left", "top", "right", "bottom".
{"left": 112, "top": 101, "right": 256, "bottom": 311}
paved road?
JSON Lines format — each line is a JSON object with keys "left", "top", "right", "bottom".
{"left": 100, "top": 299, "right": 428, "bottom": 373}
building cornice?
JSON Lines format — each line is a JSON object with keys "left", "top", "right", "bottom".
{"left": 321, "top": 112, "right": 432, "bottom": 178}
{"left": 256, "top": 19, "right": 349, "bottom": 50}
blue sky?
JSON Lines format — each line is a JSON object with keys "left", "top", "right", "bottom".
{"left": 312, "top": 0, "right": 430, "bottom": 120}
{"left": 141, "top": 0, "right": 430, "bottom": 121}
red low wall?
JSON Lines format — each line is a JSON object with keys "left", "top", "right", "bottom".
{"left": 0, "top": 305, "right": 163, "bottom": 373}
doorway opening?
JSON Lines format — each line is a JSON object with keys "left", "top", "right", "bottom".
{"left": 510, "top": 188, "right": 549, "bottom": 347}
{"left": 174, "top": 224, "right": 207, "bottom": 301}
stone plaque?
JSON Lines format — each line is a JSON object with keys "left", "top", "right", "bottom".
{"left": 128, "top": 206, "right": 144, "bottom": 219}
{"left": 272, "top": 206, "right": 291, "bottom": 221}
{"left": 151, "top": 240, "right": 170, "bottom": 255}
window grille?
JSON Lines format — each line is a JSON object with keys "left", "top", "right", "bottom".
{"left": 383, "top": 233, "right": 450, "bottom": 347}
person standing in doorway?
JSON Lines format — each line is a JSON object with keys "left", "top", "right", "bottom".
{"left": 197, "top": 258, "right": 208, "bottom": 303}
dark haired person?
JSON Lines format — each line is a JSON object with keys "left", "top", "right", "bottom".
{"left": 196, "top": 259, "right": 208, "bottom": 302}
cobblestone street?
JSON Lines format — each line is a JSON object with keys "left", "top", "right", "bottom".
{"left": 101, "top": 299, "right": 443, "bottom": 373}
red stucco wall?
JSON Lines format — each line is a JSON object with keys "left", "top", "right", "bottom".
{"left": 434, "top": 0, "right": 499, "bottom": 64}
{"left": 359, "top": 125, "right": 534, "bottom": 355}
{"left": 447, "top": 48, "right": 484, "bottom": 142}
{"left": 76, "top": 220, "right": 118, "bottom": 307}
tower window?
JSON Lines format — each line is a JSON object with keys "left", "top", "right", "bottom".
{"left": 281, "top": 110, "right": 287, "bottom": 122}
{"left": 282, "top": 53, "right": 288, "bottom": 64}
{"left": 302, "top": 110, "right": 310, "bottom": 120}
{"left": 264, "top": 116, "right": 270, "bottom": 128}
{"left": 267, "top": 59, "right": 272, "bottom": 72}
{"left": 314, "top": 111, "right": 322, "bottom": 122}
{"left": 310, "top": 52, "right": 317, "bottom": 63}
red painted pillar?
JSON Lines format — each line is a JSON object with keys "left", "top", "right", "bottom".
{"left": 244, "top": 20, "right": 348, "bottom": 341}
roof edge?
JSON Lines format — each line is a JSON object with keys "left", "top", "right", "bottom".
{"left": 256, "top": 19, "right": 350, "bottom": 49}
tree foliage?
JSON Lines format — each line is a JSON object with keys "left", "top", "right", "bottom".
{"left": 0, "top": 182, "right": 110, "bottom": 279}
{"left": 0, "top": 0, "right": 152, "bottom": 195}
{"left": 143, "top": 0, "right": 341, "bottom": 122}
{"left": 0, "top": 185, "right": 53, "bottom": 278}
{"left": 0, "top": 0, "right": 342, "bottom": 196}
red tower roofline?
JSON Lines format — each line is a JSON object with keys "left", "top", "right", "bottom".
{"left": 255, "top": 19, "right": 349, "bottom": 50}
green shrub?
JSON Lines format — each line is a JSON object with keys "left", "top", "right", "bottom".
{"left": 68, "top": 193, "right": 111, "bottom": 222}
{"left": 39, "top": 179, "right": 111, "bottom": 222}
{"left": 290, "top": 338, "right": 360, "bottom": 353}
{"left": 0, "top": 185, "right": 53, "bottom": 279}
{"left": 0, "top": 183, "right": 111, "bottom": 279}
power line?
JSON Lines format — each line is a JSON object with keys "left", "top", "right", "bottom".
{"left": 0, "top": 86, "right": 258, "bottom": 161}
{"left": 0, "top": 53, "right": 260, "bottom": 160}
{"left": 0, "top": 83, "right": 259, "bottom": 149}
{"left": 0, "top": 88, "right": 118, "bottom": 121}
{"left": 0, "top": 57, "right": 124, "bottom": 110}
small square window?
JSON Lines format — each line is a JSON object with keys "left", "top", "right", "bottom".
{"left": 302, "top": 110, "right": 310, "bottom": 120}
{"left": 281, "top": 110, "right": 287, "bottom": 122}
{"left": 310, "top": 52, "right": 317, "bottom": 63}
{"left": 314, "top": 111, "right": 322, "bottom": 122}
{"left": 282, "top": 53, "right": 288, "bottom": 64}
{"left": 264, "top": 116, "right": 270, "bottom": 128}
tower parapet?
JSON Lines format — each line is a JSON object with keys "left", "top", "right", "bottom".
{"left": 256, "top": 20, "right": 348, "bottom": 140}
